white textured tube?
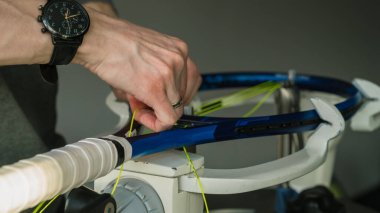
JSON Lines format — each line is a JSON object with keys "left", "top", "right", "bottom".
{"left": 0, "top": 136, "right": 131, "bottom": 213}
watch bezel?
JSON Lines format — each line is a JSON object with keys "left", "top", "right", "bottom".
{"left": 41, "top": 0, "right": 90, "bottom": 39}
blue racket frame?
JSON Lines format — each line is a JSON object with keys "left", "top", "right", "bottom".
{"left": 116, "top": 72, "right": 363, "bottom": 159}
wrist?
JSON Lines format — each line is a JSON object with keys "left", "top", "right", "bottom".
{"left": 0, "top": 0, "right": 53, "bottom": 65}
{"left": 26, "top": 0, "right": 54, "bottom": 64}
{"left": 72, "top": 7, "right": 114, "bottom": 71}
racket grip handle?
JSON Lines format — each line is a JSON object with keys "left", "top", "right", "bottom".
{"left": 0, "top": 137, "right": 131, "bottom": 213}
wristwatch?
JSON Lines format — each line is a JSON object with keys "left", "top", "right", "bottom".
{"left": 37, "top": 0, "right": 90, "bottom": 83}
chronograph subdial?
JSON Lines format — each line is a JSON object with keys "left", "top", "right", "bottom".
{"left": 61, "top": 19, "right": 72, "bottom": 34}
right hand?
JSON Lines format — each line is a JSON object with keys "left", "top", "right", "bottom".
{"left": 73, "top": 8, "right": 202, "bottom": 132}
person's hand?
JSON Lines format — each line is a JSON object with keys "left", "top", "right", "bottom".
{"left": 73, "top": 8, "right": 202, "bottom": 132}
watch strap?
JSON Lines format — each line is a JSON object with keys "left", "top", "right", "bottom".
{"left": 39, "top": 0, "right": 88, "bottom": 83}
{"left": 40, "top": 64, "right": 58, "bottom": 84}
{"left": 40, "top": 37, "right": 82, "bottom": 83}
{"left": 48, "top": 39, "right": 81, "bottom": 65}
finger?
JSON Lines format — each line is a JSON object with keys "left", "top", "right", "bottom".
{"left": 141, "top": 45, "right": 185, "bottom": 115}
{"left": 161, "top": 68, "right": 183, "bottom": 114}
{"left": 171, "top": 38, "right": 189, "bottom": 98}
{"left": 128, "top": 95, "right": 172, "bottom": 131}
{"left": 143, "top": 36, "right": 188, "bottom": 112}
{"left": 183, "top": 58, "right": 202, "bottom": 105}
{"left": 131, "top": 83, "right": 179, "bottom": 131}
{"left": 178, "top": 57, "right": 188, "bottom": 101}
{"left": 187, "top": 75, "right": 202, "bottom": 105}
{"left": 159, "top": 56, "right": 186, "bottom": 116}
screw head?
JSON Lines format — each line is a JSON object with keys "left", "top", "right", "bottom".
{"left": 37, "top": 15, "right": 42, "bottom": 22}
{"left": 41, "top": 28, "right": 48, "bottom": 33}
{"left": 38, "top": 5, "right": 44, "bottom": 10}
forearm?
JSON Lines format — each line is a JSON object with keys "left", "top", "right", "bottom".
{"left": 0, "top": 0, "right": 116, "bottom": 66}
{"left": 0, "top": 0, "right": 52, "bottom": 65}
{"left": 0, "top": 0, "right": 201, "bottom": 131}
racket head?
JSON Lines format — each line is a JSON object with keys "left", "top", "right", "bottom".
{"left": 117, "top": 72, "right": 363, "bottom": 158}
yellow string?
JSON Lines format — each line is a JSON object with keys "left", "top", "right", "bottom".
{"left": 195, "top": 82, "right": 279, "bottom": 116}
{"left": 201, "top": 81, "right": 275, "bottom": 107}
{"left": 183, "top": 146, "right": 210, "bottom": 213}
{"left": 32, "top": 201, "right": 46, "bottom": 213}
{"left": 34, "top": 194, "right": 60, "bottom": 213}
{"left": 196, "top": 82, "right": 274, "bottom": 115}
{"left": 111, "top": 164, "right": 125, "bottom": 196}
{"left": 243, "top": 83, "right": 281, "bottom": 117}
{"left": 111, "top": 110, "right": 137, "bottom": 196}
{"left": 184, "top": 81, "right": 281, "bottom": 212}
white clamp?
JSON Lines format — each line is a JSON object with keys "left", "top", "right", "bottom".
{"left": 179, "top": 98, "right": 345, "bottom": 194}
{"left": 351, "top": 78, "right": 380, "bottom": 132}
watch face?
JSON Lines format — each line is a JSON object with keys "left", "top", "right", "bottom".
{"left": 42, "top": 0, "right": 90, "bottom": 38}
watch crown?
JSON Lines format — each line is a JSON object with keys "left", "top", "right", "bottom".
{"left": 38, "top": 5, "right": 44, "bottom": 10}
{"left": 37, "top": 15, "right": 42, "bottom": 22}
{"left": 41, "top": 28, "right": 48, "bottom": 33}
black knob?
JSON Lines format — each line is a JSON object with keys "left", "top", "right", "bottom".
{"left": 38, "top": 5, "right": 44, "bottom": 10}
{"left": 37, "top": 15, "right": 42, "bottom": 22}
{"left": 65, "top": 186, "right": 117, "bottom": 213}
{"left": 41, "top": 28, "right": 48, "bottom": 33}
{"left": 287, "top": 186, "right": 345, "bottom": 213}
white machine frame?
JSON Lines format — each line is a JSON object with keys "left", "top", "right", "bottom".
{"left": 94, "top": 78, "right": 380, "bottom": 213}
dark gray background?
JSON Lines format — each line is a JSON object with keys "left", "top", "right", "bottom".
{"left": 56, "top": 0, "right": 380, "bottom": 197}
